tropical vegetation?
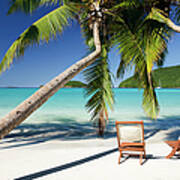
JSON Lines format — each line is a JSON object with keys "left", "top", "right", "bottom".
{"left": 1, "top": 0, "right": 180, "bottom": 138}
{"left": 84, "top": 47, "right": 114, "bottom": 136}
{"left": 65, "top": 80, "right": 87, "bottom": 88}
{"left": 119, "top": 65, "right": 180, "bottom": 88}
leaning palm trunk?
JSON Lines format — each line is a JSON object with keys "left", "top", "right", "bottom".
{"left": 0, "top": 21, "right": 101, "bottom": 139}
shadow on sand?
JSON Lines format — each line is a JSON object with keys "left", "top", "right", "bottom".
{"left": 143, "top": 115, "right": 180, "bottom": 141}
{"left": 1, "top": 115, "right": 180, "bottom": 179}
{"left": 120, "top": 154, "right": 180, "bottom": 166}
{"left": 1, "top": 115, "right": 180, "bottom": 150}
{"left": 0, "top": 117, "right": 116, "bottom": 150}
{"left": 14, "top": 152, "right": 180, "bottom": 179}
{"left": 15, "top": 148, "right": 118, "bottom": 180}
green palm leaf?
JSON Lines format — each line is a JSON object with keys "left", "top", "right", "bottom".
{"left": 112, "top": 7, "right": 170, "bottom": 119}
{"left": 0, "top": 4, "right": 77, "bottom": 73}
{"left": 146, "top": 8, "right": 170, "bottom": 24}
{"left": 140, "top": 65, "right": 159, "bottom": 119}
{"left": 8, "top": 0, "right": 60, "bottom": 14}
{"left": 84, "top": 46, "right": 114, "bottom": 124}
{"left": 110, "top": 0, "right": 139, "bottom": 11}
{"left": 116, "top": 53, "right": 133, "bottom": 79}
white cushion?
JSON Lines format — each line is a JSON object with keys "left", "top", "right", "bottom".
{"left": 119, "top": 126, "right": 142, "bottom": 142}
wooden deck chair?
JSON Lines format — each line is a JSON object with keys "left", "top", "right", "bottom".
{"left": 165, "top": 139, "right": 180, "bottom": 159}
{"left": 116, "top": 121, "right": 146, "bottom": 165}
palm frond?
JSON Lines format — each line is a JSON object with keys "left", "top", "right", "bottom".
{"left": 155, "top": 47, "right": 168, "bottom": 67}
{"left": 140, "top": 65, "right": 159, "bottom": 119}
{"left": 8, "top": 0, "right": 61, "bottom": 14}
{"left": 142, "top": 21, "right": 169, "bottom": 73}
{"left": 110, "top": 0, "right": 140, "bottom": 11}
{"left": 84, "top": 46, "right": 114, "bottom": 123}
{"left": 173, "top": 6, "right": 180, "bottom": 23}
{"left": 112, "top": 7, "right": 170, "bottom": 119}
{"left": 147, "top": 7, "right": 171, "bottom": 24}
{"left": 116, "top": 53, "right": 133, "bottom": 79}
{"left": 0, "top": 4, "right": 77, "bottom": 73}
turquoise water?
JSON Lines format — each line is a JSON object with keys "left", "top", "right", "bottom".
{"left": 0, "top": 88, "right": 180, "bottom": 138}
{"left": 0, "top": 88, "right": 180, "bottom": 122}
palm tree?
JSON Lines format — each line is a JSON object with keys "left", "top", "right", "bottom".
{"left": 0, "top": 0, "right": 179, "bottom": 139}
{"left": 113, "top": 1, "right": 171, "bottom": 118}
{"left": 84, "top": 0, "right": 171, "bottom": 136}
{"left": 116, "top": 0, "right": 180, "bottom": 118}
{"left": 84, "top": 46, "right": 114, "bottom": 136}
{"left": 0, "top": 0, "right": 102, "bottom": 139}
{"left": 81, "top": 7, "right": 114, "bottom": 136}
{"left": 84, "top": 0, "right": 180, "bottom": 134}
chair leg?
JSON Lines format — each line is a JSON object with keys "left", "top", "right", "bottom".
{"left": 144, "top": 150, "right": 146, "bottom": 159}
{"left": 139, "top": 152, "right": 143, "bottom": 165}
{"left": 166, "top": 147, "right": 178, "bottom": 159}
{"left": 118, "top": 150, "right": 122, "bottom": 164}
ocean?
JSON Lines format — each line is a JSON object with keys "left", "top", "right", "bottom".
{"left": 0, "top": 88, "right": 180, "bottom": 139}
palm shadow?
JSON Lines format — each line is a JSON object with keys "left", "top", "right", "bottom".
{"left": 141, "top": 115, "right": 180, "bottom": 140}
{"left": 0, "top": 117, "right": 116, "bottom": 149}
{"left": 1, "top": 115, "right": 180, "bottom": 149}
{"left": 1, "top": 115, "right": 180, "bottom": 179}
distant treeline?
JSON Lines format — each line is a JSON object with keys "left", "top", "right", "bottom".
{"left": 40, "top": 81, "right": 86, "bottom": 88}
{"left": 119, "top": 65, "right": 180, "bottom": 88}
{"left": 64, "top": 81, "right": 87, "bottom": 88}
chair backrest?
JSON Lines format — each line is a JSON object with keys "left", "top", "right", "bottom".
{"left": 116, "top": 121, "right": 145, "bottom": 145}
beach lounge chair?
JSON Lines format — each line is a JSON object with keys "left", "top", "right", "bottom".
{"left": 165, "top": 138, "right": 180, "bottom": 159}
{"left": 115, "top": 121, "right": 146, "bottom": 165}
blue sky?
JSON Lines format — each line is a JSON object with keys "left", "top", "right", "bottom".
{"left": 0, "top": 1, "right": 180, "bottom": 87}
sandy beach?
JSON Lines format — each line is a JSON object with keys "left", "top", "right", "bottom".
{"left": 0, "top": 127, "right": 180, "bottom": 180}
{"left": 0, "top": 88, "right": 180, "bottom": 180}
{"left": 1, "top": 0, "right": 180, "bottom": 178}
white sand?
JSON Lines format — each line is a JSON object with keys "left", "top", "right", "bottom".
{"left": 0, "top": 131, "right": 180, "bottom": 180}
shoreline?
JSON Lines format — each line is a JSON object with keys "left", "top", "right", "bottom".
{"left": 1, "top": 87, "right": 180, "bottom": 89}
{"left": 0, "top": 88, "right": 180, "bottom": 179}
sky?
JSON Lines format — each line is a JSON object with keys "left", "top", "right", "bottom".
{"left": 0, "top": 1, "right": 180, "bottom": 87}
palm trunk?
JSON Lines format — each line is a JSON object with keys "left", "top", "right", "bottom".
{"left": 0, "top": 21, "right": 101, "bottom": 139}
{"left": 147, "top": 71, "right": 153, "bottom": 90}
{"left": 98, "top": 109, "right": 106, "bottom": 137}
